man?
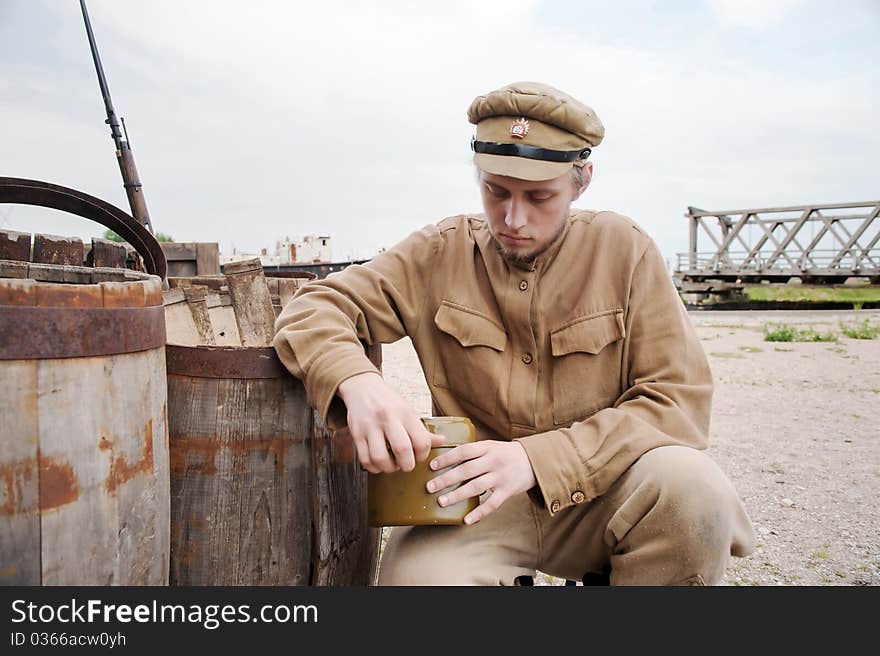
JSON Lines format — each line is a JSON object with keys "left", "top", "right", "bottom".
{"left": 273, "top": 81, "right": 755, "bottom": 585}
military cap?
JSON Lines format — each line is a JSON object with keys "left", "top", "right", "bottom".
{"left": 468, "top": 81, "right": 604, "bottom": 181}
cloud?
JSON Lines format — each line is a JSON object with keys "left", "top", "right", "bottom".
{"left": 709, "top": 0, "right": 803, "bottom": 30}
{"left": 1, "top": 0, "right": 876, "bottom": 265}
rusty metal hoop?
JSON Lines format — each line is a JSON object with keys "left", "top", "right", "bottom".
{"left": 0, "top": 177, "right": 167, "bottom": 280}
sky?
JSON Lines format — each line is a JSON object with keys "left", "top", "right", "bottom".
{"left": 1, "top": 0, "right": 877, "bottom": 266}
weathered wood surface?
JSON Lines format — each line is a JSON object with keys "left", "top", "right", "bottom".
{"left": 167, "top": 343, "right": 382, "bottom": 586}
{"left": 0, "top": 260, "right": 147, "bottom": 284}
{"left": 0, "top": 228, "right": 149, "bottom": 276}
{"left": 183, "top": 286, "right": 216, "bottom": 346}
{"left": 168, "top": 372, "right": 314, "bottom": 585}
{"left": 223, "top": 258, "right": 276, "bottom": 347}
{"left": 310, "top": 410, "right": 380, "bottom": 585}
{"left": 195, "top": 243, "right": 220, "bottom": 277}
{"left": 0, "top": 360, "right": 40, "bottom": 584}
{"left": 163, "top": 288, "right": 203, "bottom": 347}
{"left": 277, "top": 278, "right": 302, "bottom": 310}
{"left": 32, "top": 233, "right": 84, "bottom": 266}
{"left": 0, "top": 275, "right": 170, "bottom": 585}
{"left": 88, "top": 238, "right": 127, "bottom": 269}
{"left": 0, "top": 230, "right": 31, "bottom": 262}
{"left": 206, "top": 293, "right": 240, "bottom": 346}
{"left": 167, "top": 275, "right": 227, "bottom": 291}
{"left": 0, "top": 260, "right": 28, "bottom": 279}
{"left": 161, "top": 242, "right": 220, "bottom": 277}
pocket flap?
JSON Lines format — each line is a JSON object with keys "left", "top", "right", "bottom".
{"left": 434, "top": 302, "right": 507, "bottom": 351}
{"left": 551, "top": 310, "right": 625, "bottom": 356}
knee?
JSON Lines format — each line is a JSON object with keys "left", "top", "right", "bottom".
{"left": 625, "top": 446, "right": 754, "bottom": 552}
{"left": 377, "top": 526, "right": 487, "bottom": 586}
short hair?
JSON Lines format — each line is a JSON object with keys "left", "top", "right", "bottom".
{"left": 569, "top": 165, "right": 587, "bottom": 190}
{"left": 475, "top": 160, "right": 587, "bottom": 192}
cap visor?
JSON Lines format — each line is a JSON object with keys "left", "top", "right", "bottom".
{"left": 474, "top": 153, "right": 572, "bottom": 182}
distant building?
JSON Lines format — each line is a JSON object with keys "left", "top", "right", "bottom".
{"left": 221, "top": 234, "right": 332, "bottom": 267}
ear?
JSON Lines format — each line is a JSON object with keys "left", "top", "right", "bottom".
{"left": 574, "top": 161, "right": 593, "bottom": 199}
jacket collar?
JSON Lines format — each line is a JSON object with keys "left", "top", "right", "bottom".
{"left": 473, "top": 209, "right": 586, "bottom": 273}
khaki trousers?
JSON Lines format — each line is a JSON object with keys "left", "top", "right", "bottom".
{"left": 377, "top": 446, "right": 755, "bottom": 586}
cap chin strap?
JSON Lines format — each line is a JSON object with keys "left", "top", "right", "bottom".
{"left": 471, "top": 136, "right": 590, "bottom": 163}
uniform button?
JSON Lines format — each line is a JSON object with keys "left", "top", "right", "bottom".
{"left": 521, "top": 353, "right": 533, "bottom": 364}
{"left": 550, "top": 500, "right": 561, "bottom": 513}
{"left": 519, "top": 280, "right": 529, "bottom": 291}
{"left": 571, "top": 491, "right": 585, "bottom": 503}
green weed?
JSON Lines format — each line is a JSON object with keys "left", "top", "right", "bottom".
{"left": 764, "top": 323, "right": 837, "bottom": 342}
{"left": 840, "top": 319, "right": 879, "bottom": 340}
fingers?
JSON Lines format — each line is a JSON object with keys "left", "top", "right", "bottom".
{"left": 405, "top": 416, "right": 436, "bottom": 464}
{"left": 436, "top": 472, "right": 493, "bottom": 508}
{"left": 386, "top": 421, "right": 416, "bottom": 472}
{"left": 350, "top": 430, "right": 380, "bottom": 474}
{"left": 429, "top": 441, "right": 486, "bottom": 471}
{"left": 365, "top": 426, "right": 398, "bottom": 473}
{"left": 463, "top": 487, "right": 505, "bottom": 525}
{"left": 426, "top": 455, "right": 489, "bottom": 494}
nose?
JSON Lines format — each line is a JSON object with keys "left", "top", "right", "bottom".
{"left": 505, "top": 199, "right": 527, "bottom": 231}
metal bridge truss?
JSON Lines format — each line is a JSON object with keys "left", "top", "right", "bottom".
{"left": 676, "top": 201, "right": 880, "bottom": 283}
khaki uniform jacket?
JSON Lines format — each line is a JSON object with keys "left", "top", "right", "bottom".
{"left": 273, "top": 210, "right": 713, "bottom": 516}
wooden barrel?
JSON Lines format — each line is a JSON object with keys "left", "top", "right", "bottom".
{"left": 166, "top": 343, "right": 381, "bottom": 585}
{"left": 0, "top": 272, "right": 170, "bottom": 585}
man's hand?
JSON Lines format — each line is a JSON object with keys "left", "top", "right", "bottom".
{"left": 336, "top": 372, "right": 445, "bottom": 474}
{"left": 426, "top": 440, "right": 537, "bottom": 525}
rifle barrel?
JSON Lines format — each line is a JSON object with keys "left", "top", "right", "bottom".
{"left": 79, "top": 0, "right": 153, "bottom": 232}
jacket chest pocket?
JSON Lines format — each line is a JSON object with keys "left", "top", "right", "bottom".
{"left": 550, "top": 309, "right": 625, "bottom": 425}
{"left": 432, "top": 301, "right": 507, "bottom": 416}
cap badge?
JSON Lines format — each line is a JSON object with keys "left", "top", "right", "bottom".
{"left": 509, "top": 118, "right": 530, "bottom": 139}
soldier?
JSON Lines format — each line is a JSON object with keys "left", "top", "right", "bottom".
{"left": 274, "top": 81, "right": 755, "bottom": 585}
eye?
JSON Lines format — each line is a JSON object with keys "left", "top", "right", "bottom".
{"left": 529, "top": 193, "right": 554, "bottom": 203}
{"left": 485, "top": 184, "right": 508, "bottom": 198}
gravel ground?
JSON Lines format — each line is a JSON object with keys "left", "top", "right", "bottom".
{"left": 379, "top": 309, "right": 880, "bottom": 586}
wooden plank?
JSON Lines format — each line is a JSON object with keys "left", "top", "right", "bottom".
{"left": 195, "top": 243, "right": 220, "bottom": 276}
{"left": 163, "top": 288, "right": 186, "bottom": 305}
{"left": 206, "top": 294, "right": 240, "bottom": 346}
{"left": 310, "top": 409, "right": 379, "bottom": 585}
{"left": 0, "top": 360, "right": 41, "bottom": 585}
{"left": 166, "top": 261, "right": 197, "bottom": 278}
{"left": 26, "top": 263, "right": 93, "bottom": 284}
{"left": 127, "top": 249, "right": 145, "bottom": 273}
{"left": 0, "top": 230, "right": 31, "bottom": 261}
{"left": 168, "top": 373, "right": 221, "bottom": 585}
{"left": 687, "top": 201, "right": 880, "bottom": 217}
{"left": 106, "top": 347, "right": 169, "bottom": 585}
{"left": 277, "top": 279, "right": 301, "bottom": 310}
{"left": 168, "top": 371, "right": 316, "bottom": 585}
{"left": 37, "top": 354, "right": 118, "bottom": 584}
{"left": 167, "top": 275, "right": 226, "bottom": 291}
{"left": 32, "top": 234, "right": 84, "bottom": 266}
{"left": 0, "top": 260, "right": 29, "bottom": 279}
{"left": 143, "top": 276, "right": 163, "bottom": 307}
{"left": 160, "top": 242, "right": 197, "bottom": 260}
{"left": 231, "top": 378, "right": 305, "bottom": 584}
{"left": 164, "top": 300, "right": 203, "bottom": 346}
{"left": 100, "top": 280, "right": 146, "bottom": 309}
{"left": 311, "top": 342, "right": 380, "bottom": 584}
{"left": 183, "top": 285, "right": 216, "bottom": 345}
{"left": 36, "top": 281, "right": 103, "bottom": 308}
{"left": 223, "top": 258, "right": 276, "bottom": 346}
{"left": 0, "top": 278, "right": 37, "bottom": 306}
{"left": 267, "top": 277, "right": 279, "bottom": 297}
{"left": 89, "top": 238, "right": 127, "bottom": 269}
{"left": 89, "top": 267, "right": 129, "bottom": 283}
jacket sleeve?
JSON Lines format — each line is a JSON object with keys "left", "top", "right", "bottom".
{"left": 273, "top": 224, "right": 441, "bottom": 430}
{"left": 516, "top": 241, "right": 713, "bottom": 515}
